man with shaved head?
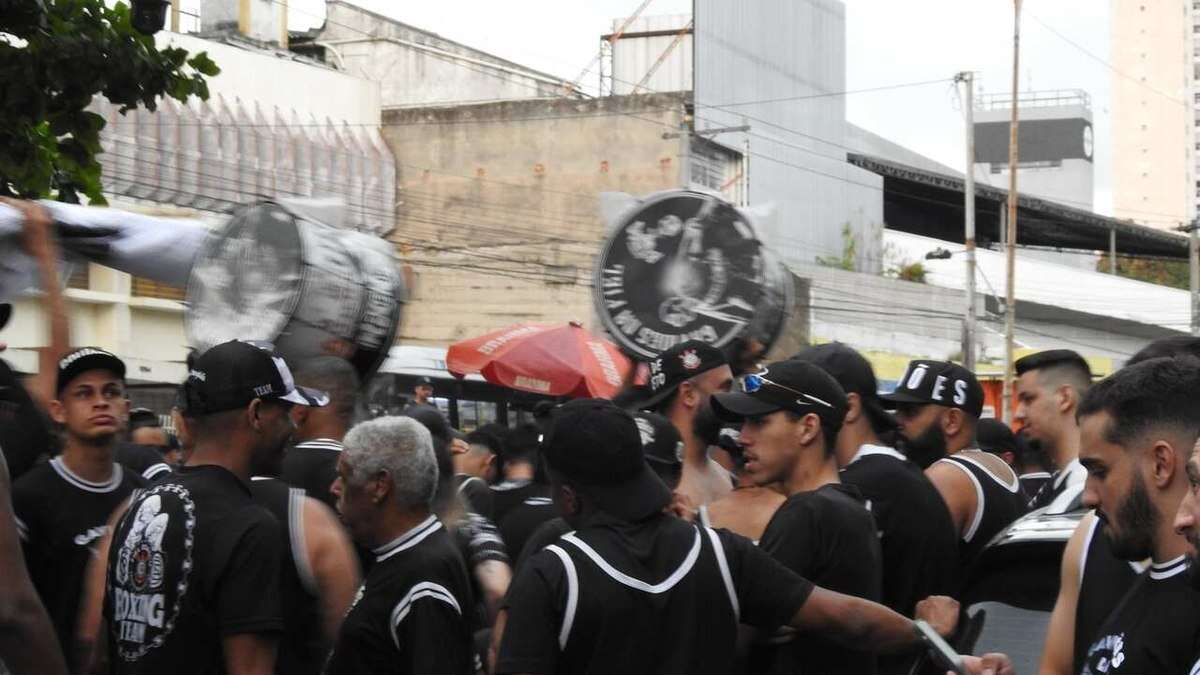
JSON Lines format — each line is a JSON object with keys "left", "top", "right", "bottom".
{"left": 1014, "top": 349, "right": 1092, "bottom": 510}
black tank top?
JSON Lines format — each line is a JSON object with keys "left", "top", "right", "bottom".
{"left": 938, "top": 454, "right": 1026, "bottom": 573}
{"left": 1072, "top": 517, "right": 1144, "bottom": 674}
{"left": 249, "top": 478, "right": 327, "bottom": 675}
{"left": 547, "top": 523, "right": 741, "bottom": 674}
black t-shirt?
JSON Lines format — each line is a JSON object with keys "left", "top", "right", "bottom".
{"left": 116, "top": 442, "right": 173, "bottom": 482}
{"left": 280, "top": 438, "right": 342, "bottom": 510}
{"left": 514, "top": 517, "right": 572, "bottom": 574}
{"left": 1029, "top": 460, "right": 1086, "bottom": 511}
{"left": 325, "top": 515, "right": 475, "bottom": 675}
{"left": 1072, "top": 517, "right": 1144, "bottom": 675}
{"left": 1080, "top": 557, "right": 1200, "bottom": 674}
{"left": 105, "top": 464, "right": 284, "bottom": 674}
{"left": 753, "top": 482, "right": 883, "bottom": 675}
{"left": 455, "top": 474, "right": 494, "bottom": 519}
{"left": 491, "top": 478, "right": 548, "bottom": 523}
{"left": 496, "top": 513, "right": 814, "bottom": 675}
{"left": 840, "top": 446, "right": 960, "bottom": 612}
{"left": 248, "top": 478, "right": 326, "bottom": 675}
{"left": 12, "top": 456, "right": 145, "bottom": 653}
{"left": 500, "top": 492, "right": 559, "bottom": 565}
{"left": 1019, "top": 472, "right": 1053, "bottom": 506}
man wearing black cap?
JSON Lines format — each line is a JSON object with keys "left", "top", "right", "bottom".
{"left": 639, "top": 339, "right": 735, "bottom": 507}
{"left": 792, "top": 343, "right": 960, "bottom": 674}
{"left": 405, "top": 376, "right": 436, "bottom": 411}
{"left": 11, "top": 347, "right": 148, "bottom": 667}
{"left": 711, "top": 359, "right": 884, "bottom": 674}
{"left": 881, "top": 360, "right": 1025, "bottom": 576}
{"left": 495, "top": 398, "right": 961, "bottom": 675}
{"left": 1014, "top": 349, "right": 1091, "bottom": 510}
{"left": 103, "top": 340, "right": 329, "bottom": 675}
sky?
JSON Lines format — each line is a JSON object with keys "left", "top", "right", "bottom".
{"left": 286, "top": 0, "right": 1115, "bottom": 213}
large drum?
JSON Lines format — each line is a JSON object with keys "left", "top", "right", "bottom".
{"left": 593, "top": 189, "right": 793, "bottom": 360}
{"left": 185, "top": 201, "right": 404, "bottom": 381}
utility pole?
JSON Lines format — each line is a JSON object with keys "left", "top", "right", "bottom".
{"left": 957, "top": 71, "right": 977, "bottom": 371}
{"left": 1002, "top": 0, "right": 1023, "bottom": 424}
{"left": 1191, "top": 220, "right": 1200, "bottom": 335}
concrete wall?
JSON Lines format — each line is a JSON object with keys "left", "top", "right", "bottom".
{"left": 692, "top": 0, "right": 884, "bottom": 274}
{"left": 381, "top": 93, "right": 690, "bottom": 346}
{"left": 319, "top": 1, "right": 573, "bottom": 109}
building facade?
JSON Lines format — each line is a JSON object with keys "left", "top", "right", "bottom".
{"left": 1110, "top": 0, "right": 1194, "bottom": 229}
{"left": 5, "top": 28, "right": 390, "bottom": 388}
{"left": 381, "top": 93, "right": 705, "bottom": 346}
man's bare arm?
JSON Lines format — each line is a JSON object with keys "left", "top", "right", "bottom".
{"left": 474, "top": 559, "right": 513, "bottom": 625}
{"left": 926, "top": 461, "right": 976, "bottom": 537}
{"left": 301, "top": 497, "right": 361, "bottom": 642}
{"left": 1037, "top": 512, "right": 1093, "bottom": 675}
{"left": 789, "top": 589, "right": 959, "bottom": 655}
{"left": 0, "top": 446, "right": 69, "bottom": 675}
{"left": 1, "top": 198, "right": 68, "bottom": 408}
{"left": 222, "top": 633, "right": 277, "bottom": 675}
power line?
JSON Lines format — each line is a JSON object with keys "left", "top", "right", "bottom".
{"left": 1027, "top": 12, "right": 1187, "bottom": 109}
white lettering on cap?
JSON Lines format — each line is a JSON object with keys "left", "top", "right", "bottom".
{"left": 59, "top": 347, "right": 111, "bottom": 371}
{"left": 954, "top": 380, "right": 968, "bottom": 405}
{"left": 188, "top": 369, "right": 207, "bottom": 382}
{"left": 905, "top": 365, "right": 928, "bottom": 390}
{"left": 931, "top": 375, "right": 948, "bottom": 401}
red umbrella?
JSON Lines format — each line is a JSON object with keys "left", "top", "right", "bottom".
{"left": 446, "top": 322, "right": 633, "bottom": 399}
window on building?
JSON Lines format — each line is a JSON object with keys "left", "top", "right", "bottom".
{"left": 131, "top": 277, "right": 185, "bottom": 301}
{"left": 66, "top": 264, "right": 90, "bottom": 290}
{"left": 689, "top": 137, "right": 744, "bottom": 203}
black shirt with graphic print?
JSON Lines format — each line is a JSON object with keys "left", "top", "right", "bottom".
{"left": 1079, "top": 556, "right": 1200, "bottom": 675}
{"left": 325, "top": 515, "right": 475, "bottom": 675}
{"left": 496, "top": 513, "right": 814, "bottom": 675}
{"left": 104, "top": 464, "right": 284, "bottom": 675}
{"left": 12, "top": 456, "right": 144, "bottom": 655}
{"left": 752, "top": 482, "right": 883, "bottom": 675}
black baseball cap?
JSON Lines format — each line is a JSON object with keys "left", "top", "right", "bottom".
{"left": 976, "top": 418, "right": 1016, "bottom": 455}
{"left": 638, "top": 340, "right": 728, "bottom": 410}
{"left": 542, "top": 399, "right": 671, "bottom": 522}
{"left": 880, "top": 360, "right": 984, "bottom": 418}
{"left": 183, "top": 340, "right": 329, "bottom": 415}
{"left": 711, "top": 359, "right": 849, "bottom": 430}
{"left": 791, "top": 342, "right": 897, "bottom": 432}
{"left": 632, "top": 411, "right": 683, "bottom": 468}
{"left": 1014, "top": 349, "right": 1091, "bottom": 379}
{"left": 416, "top": 376, "right": 433, "bottom": 386}
{"left": 56, "top": 347, "right": 126, "bottom": 394}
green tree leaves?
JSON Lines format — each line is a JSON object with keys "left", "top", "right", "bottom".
{"left": 0, "top": 0, "right": 219, "bottom": 203}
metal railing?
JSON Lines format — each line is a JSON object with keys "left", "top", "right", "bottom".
{"left": 976, "top": 89, "right": 1091, "bottom": 111}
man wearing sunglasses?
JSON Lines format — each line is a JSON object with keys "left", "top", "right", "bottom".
{"left": 712, "top": 360, "right": 883, "bottom": 675}
{"left": 881, "top": 360, "right": 1025, "bottom": 580}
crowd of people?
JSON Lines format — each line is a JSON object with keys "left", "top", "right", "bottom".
{"left": 3, "top": 198, "right": 1200, "bottom": 675}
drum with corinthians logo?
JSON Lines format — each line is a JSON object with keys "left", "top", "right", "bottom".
{"left": 185, "top": 200, "right": 404, "bottom": 381}
{"left": 593, "top": 189, "right": 793, "bottom": 361}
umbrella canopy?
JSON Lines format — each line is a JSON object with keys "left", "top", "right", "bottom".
{"left": 446, "top": 322, "right": 632, "bottom": 399}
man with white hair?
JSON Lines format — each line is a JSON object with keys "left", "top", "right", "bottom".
{"left": 326, "top": 416, "right": 475, "bottom": 675}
